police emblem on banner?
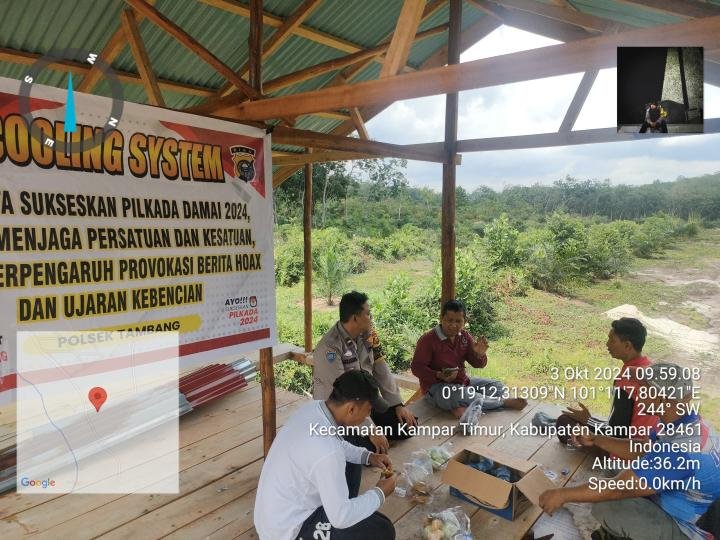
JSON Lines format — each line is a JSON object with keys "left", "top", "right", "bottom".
{"left": 230, "top": 145, "right": 256, "bottom": 182}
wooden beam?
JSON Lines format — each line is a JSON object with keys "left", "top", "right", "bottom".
{"left": 187, "top": 23, "right": 448, "bottom": 116}
{"left": 614, "top": 0, "right": 720, "bottom": 19}
{"left": 441, "top": 0, "right": 461, "bottom": 305}
{"left": 272, "top": 12, "right": 504, "bottom": 188}
{"left": 249, "top": 0, "right": 263, "bottom": 93}
{"left": 197, "top": 0, "right": 363, "bottom": 54}
{"left": 125, "top": 0, "right": 260, "bottom": 99}
{"left": 120, "top": 8, "right": 165, "bottom": 107}
{"left": 232, "top": 16, "right": 720, "bottom": 121}
{"left": 489, "top": 0, "right": 634, "bottom": 32}
{"left": 273, "top": 150, "right": 374, "bottom": 166}
{"left": 271, "top": 125, "right": 448, "bottom": 163}
{"left": 258, "top": 346, "right": 276, "bottom": 455}
{"left": 303, "top": 151, "right": 313, "bottom": 353}
{"left": 305, "top": 111, "right": 352, "bottom": 122}
{"left": 336, "top": 0, "right": 449, "bottom": 85}
{"left": 559, "top": 69, "right": 597, "bottom": 132}
{"left": 0, "top": 46, "right": 214, "bottom": 98}
{"left": 380, "top": 0, "right": 427, "bottom": 78}
{"left": 78, "top": 0, "right": 158, "bottom": 93}
{"left": 454, "top": 119, "right": 720, "bottom": 152}
{"left": 468, "top": 0, "right": 595, "bottom": 41}
{"left": 349, "top": 107, "right": 369, "bottom": 139}
{"left": 215, "top": 0, "right": 323, "bottom": 98}
{"left": 422, "top": 16, "right": 502, "bottom": 69}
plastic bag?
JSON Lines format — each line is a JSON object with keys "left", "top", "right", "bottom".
{"left": 421, "top": 506, "right": 473, "bottom": 540}
{"left": 427, "top": 441, "right": 454, "bottom": 470}
{"left": 403, "top": 451, "right": 434, "bottom": 504}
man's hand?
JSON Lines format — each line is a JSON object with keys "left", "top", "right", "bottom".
{"left": 472, "top": 335, "right": 489, "bottom": 356}
{"left": 369, "top": 434, "right": 390, "bottom": 454}
{"left": 437, "top": 368, "right": 458, "bottom": 383}
{"left": 562, "top": 402, "right": 591, "bottom": 424}
{"left": 395, "top": 405, "right": 418, "bottom": 427}
{"left": 539, "top": 488, "right": 568, "bottom": 516}
{"left": 368, "top": 452, "right": 392, "bottom": 470}
{"left": 570, "top": 431, "right": 596, "bottom": 449}
{"left": 375, "top": 470, "right": 397, "bottom": 498}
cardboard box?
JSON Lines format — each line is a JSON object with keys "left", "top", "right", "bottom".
{"left": 442, "top": 443, "right": 555, "bottom": 521}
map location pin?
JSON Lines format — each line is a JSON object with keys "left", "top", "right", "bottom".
{"left": 88, "top": 387, "right": 107, "bottom": 412}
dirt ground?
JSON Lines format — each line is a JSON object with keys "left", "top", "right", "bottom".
{"left": 628, "top": 261, "right": 720, "bottom": 392}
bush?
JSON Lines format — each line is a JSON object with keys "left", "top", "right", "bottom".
{"left": 274, "top": 226, "right": 305, "bottom": 286}
{"left": 356, "top": 225, "right": 434, "bottom": 262}
{"left": 485, "top": 214, "right": 522, "bottom": 268}
{"left": 274, "top": 360, "right": 312, "bottom": 396}
{"left": 585, "top": 223, "right": 632, "bottom": 279}
{"left": 419, "top": 250, "right": 504, "bottom": 340}
{"left": 373, "top": 275, "right": 433, "bottom": 372}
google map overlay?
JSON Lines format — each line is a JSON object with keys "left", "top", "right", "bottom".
{"left": 16, "top": 331, "right": 179, "bottom": 494}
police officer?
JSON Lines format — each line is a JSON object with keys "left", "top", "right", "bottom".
{"left": 313, "top": 291, "right": 417, "bottom": 497}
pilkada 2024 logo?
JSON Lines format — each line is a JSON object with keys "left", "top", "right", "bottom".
{"left": 230, "top": 146, "right": 256, "bottom": 183}
{"left": 224, "top": 295, "right": 259, "bottom": 325}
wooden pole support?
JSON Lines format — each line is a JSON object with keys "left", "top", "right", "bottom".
{"left": 441, "top": 0, "right": 461, "bottom": 305}
{"left": 303, "top": 150, "right": 313, "bottom": 352}
{"left": 259, "top": 346, "right": 276, "bottom": 455}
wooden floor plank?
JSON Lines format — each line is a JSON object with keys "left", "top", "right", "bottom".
{"left": 391, "top": 404, "right": 539, "bottom": 540}
{"left": 0, "top": 384, "right": 275, "bottom": 519}
{"left": 0, "top": 395, "right": 305, "bottom": 538}
{"left": 175, "top": 396, "right": 453, "bottom": 539}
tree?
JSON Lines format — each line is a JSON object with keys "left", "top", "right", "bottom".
{"left": 315, "top": 249, "right": 349, "bottom": 305}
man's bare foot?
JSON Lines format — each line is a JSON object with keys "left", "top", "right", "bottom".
{"left": 503, "top": 398, "right": 528, "bottom": 410}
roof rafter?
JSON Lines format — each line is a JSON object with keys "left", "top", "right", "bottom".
{"left": 187, "top": 23, "right": 448, "bottom": 116}
{"left": 272, "top": 15, "right": 503, "bottom": 188}
{"left": 349, "top": 107, "right": 369, "bottom": 139}
{"left": 214, "top": 0, "right": 323, "bottom": 99}
{"left": 125, "top": 0, "right": 260, "bottom": 99}
{"left": 468, "top": 0, "right": 595, "bottom": 41}
{"left": 613, "top": 0, "right": 720, "bottom": 19}
{"left": 0, "top": 46, "right": 213, "bottom": 97}
{"left": 235, "top": 15, "right": 720, "bottom": 122}
{"left": 196, "top": 0, "right": 365, "bottom": 54}
{"left": 559, "top": 69, "right": 597, "bottom": 132}
{"left": 120, "top": 8, "right": 165, "bottom": 107}
{"left": 270, "top": 125, "right": 448, "bottom": 163}
{"left": 380, "top": 0, "right": 427, "bottom": 78}
{"left": 487, "top": 0, "right": 634, "bottom": 32}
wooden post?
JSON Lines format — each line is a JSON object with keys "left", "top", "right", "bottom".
{"left": 259, "top": 347, "right": 275, "bottom": 455}
{"left": 251, "top": 0, "right": 275, "bottom": 456}
{"left": 303, "top": 150, "right": 313, "bottom": 352}
{"left": 441, "top": 0, "right": 461, "bottom": 305}
{"left": 249, "top": 0, "right": 263, "bottom": 93}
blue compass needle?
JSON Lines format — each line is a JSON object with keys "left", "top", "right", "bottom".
{"left": 65, "top": 72, "right": 76, "bottom": 133}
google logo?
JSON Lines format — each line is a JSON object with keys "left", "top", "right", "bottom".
{"left": 20, "top": 477, "right": 56, "bottom": 488}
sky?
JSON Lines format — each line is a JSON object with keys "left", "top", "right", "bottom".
{"left": 365, "top": 25, "right": 720, "bottom": 192}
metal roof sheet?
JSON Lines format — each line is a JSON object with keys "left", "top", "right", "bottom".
{"left": 0, "top": 0, "right": 716, "bottom": 153}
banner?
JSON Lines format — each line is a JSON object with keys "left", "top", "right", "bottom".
{"left": 0, "top": 76, "right": 276, "bottom": 405}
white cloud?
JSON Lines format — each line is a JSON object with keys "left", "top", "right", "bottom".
{"left": 367, "top": 26, "right": 720, "bottom": 191}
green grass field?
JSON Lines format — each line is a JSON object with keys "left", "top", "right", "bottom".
{"left": 276, "top": 229, "right": 720, "bottom": 425}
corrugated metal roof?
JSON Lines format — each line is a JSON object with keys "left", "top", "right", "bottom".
{"left": 0, "top": 0, "right": 716, "bottom": 153}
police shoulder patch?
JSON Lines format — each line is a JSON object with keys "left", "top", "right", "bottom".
{"left": 326, "top": 351, "right": 337, "bottom": 363}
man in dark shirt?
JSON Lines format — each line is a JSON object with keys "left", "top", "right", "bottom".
{"left": 639, "top": 102, "right": 668, "bottom": 133}
{"left": 411, "top": 299, "right": 526, "bottom": 430}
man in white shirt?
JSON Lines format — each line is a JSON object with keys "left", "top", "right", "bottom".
{"left": 254, "top": 370, "right": 398, "bottom": 540}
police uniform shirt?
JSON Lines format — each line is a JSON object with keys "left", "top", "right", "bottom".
{"left": 312, "top": 321, "right": 403, "bottom": 408}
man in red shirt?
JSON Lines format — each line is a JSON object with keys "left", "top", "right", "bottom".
{"left": 411, "top": 300, "right": 527, "bottom": 429}
{"left": 557, "top": 317, "right": 658, "bottom": 443}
